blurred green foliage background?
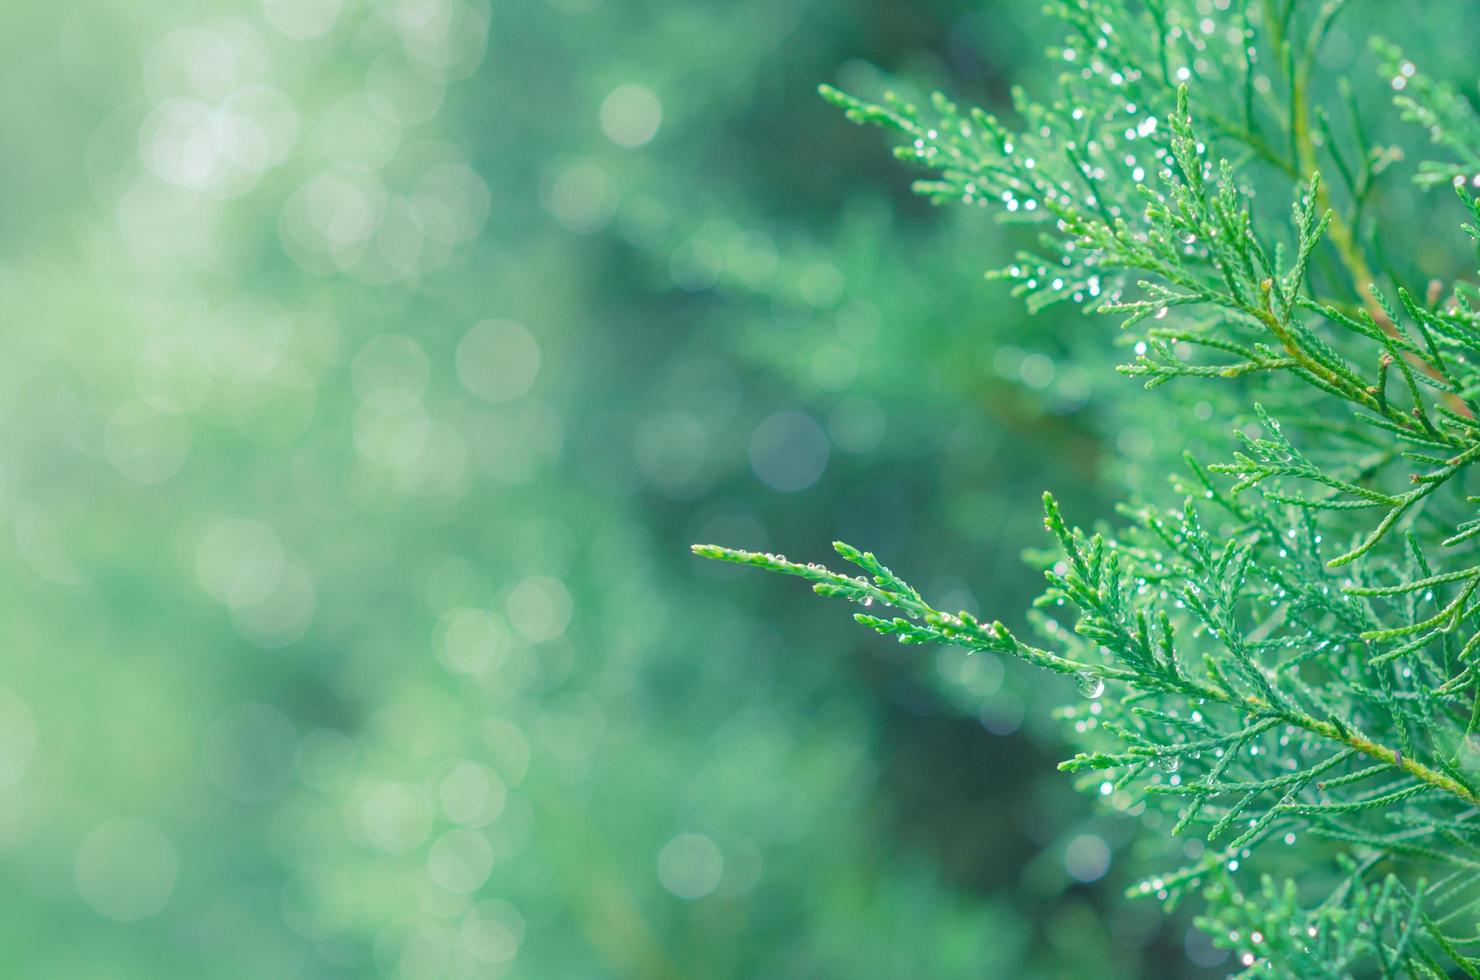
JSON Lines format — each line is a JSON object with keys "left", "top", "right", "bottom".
{"left": 0, "top": 0, "right": 1255, "bottom": 975}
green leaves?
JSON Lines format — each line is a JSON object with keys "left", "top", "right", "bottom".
{"left": 691, "top": 541, "right": 1088, "bottom": 676}
{"left": 698, "top": 478, "right": 1480, "bottom": 973}
{"left": 705, "top": 0, "right": 1480, "bottom": 974}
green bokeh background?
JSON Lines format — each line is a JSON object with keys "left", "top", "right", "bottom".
{"left": 0, "top": 0, "right": 1247, "bottom": 975}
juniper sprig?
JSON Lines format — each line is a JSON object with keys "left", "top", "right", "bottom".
{"left": 697, "top": 1, "right": 1480, "bottom": 974}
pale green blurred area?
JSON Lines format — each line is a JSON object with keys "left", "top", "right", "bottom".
{"left": 0, "top": 0, "right": 1209, "bottom": 976}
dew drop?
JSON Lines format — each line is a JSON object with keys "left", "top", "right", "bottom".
{"left": 1076, "top": 671, "right": 1105, "bottom": 699}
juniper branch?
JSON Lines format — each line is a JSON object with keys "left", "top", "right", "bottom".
{"left": 700, "top": 1, "right": 1480, "bottom": 972}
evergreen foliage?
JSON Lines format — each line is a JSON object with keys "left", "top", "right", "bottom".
{"left": 698, "top": 1, "right": 1480, "bottom": 973}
